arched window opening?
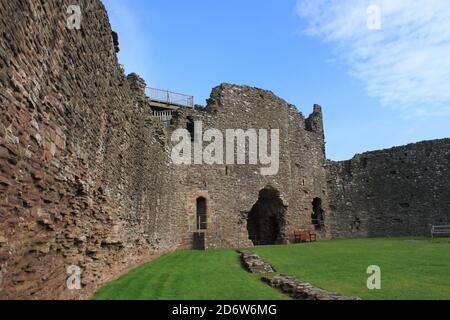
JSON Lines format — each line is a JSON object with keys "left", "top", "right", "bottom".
{"left": 196, "top": 197, "right": 207, "bottom": 230}
{"left": 312, "top": 198, "right": 324, "bottom": 231}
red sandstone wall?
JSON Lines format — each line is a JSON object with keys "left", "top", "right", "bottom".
{"left": 0, "top": 0, "right": 176, "bottom": 299}
{"left": 0, "top": 0, "right": 329, "bottom": 300}
{"left": 167, "top": 84, "right": 330, "bottom": 249}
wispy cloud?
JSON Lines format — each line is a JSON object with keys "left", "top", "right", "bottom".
{"left": 296, "top": 0, "right": 450, "bottom": 116}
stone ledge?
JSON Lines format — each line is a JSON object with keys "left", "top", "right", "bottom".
{"left": 262, "top": 274, "right": 361, "bottom": 301}
{"left": 239, "top": 250, "right": 275, "bottom": 274}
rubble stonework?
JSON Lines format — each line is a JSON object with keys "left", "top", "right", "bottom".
{"left": 262, "top": 275, "right": 361, "bottom": 300}
{"left": 240, "top": 251, "right": 275, "bottom": 273}
{"left": 0, "top": 0, "right": 179, "bottom": 299}
{"left": 326, "top": 139, "right": 450, "bottom": 238}
{"left": 0, "top": 0, "right": 449, "bottom": 300}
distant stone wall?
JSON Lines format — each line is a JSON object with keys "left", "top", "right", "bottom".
{"left": 326, "top": 139, "right": 450, "bottom": 238}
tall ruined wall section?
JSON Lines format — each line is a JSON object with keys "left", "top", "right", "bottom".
{"left": 167, "top": 84, "right": 329, "bottom": 248}
{"left": 0, "top": 0, "right": 178, "bottom": 299}
{"left": 326, "top": 139, "right": 450, "bottom": 238}
{"left": 0, "top": 0, "right": 328, "bottom": 299}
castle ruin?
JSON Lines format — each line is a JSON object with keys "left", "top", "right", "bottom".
{"left": 0, "top": 0, "right": 449, "bottom": 299}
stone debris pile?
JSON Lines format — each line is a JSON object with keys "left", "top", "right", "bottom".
{"left": 263, "top": 275, "right": 361, "bottom": 300}
{"left": 240, "top": 251, "right": 275, "bottom": 274}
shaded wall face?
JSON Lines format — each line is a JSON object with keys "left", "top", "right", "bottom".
{"left": 327, "top": 139, "right": 450, "bottom": 238}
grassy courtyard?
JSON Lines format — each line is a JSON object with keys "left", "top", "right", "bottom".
{"left": 92, "top": 249, "right": 288, "bottom": 300}
{"left": 253, "top": 237, "right": 450, "bottom": 300}
{"left": 93, "top": 238, "right": 450, "bottom": 300}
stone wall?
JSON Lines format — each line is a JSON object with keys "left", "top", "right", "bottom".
{"left": 0, "top": 0, "right": 179, "bottom": 299}
{"left": 0, "top": 0, "right": 328, "bottom": 299}
{"left": 1, "top": 0, "right": 449, "bottom": 301}
{"left": 166, "top": 84, "right": 330, "bottom": 249}
{"left": 326, "top": 139, "right": 450, "bottom": 238}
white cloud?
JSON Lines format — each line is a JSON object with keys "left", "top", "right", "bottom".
{"left": 296, "top": 0, "right": 450, "bottom": 116}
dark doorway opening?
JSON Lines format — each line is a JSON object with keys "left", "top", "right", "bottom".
{"left": 311, "top": 198, "right": 324, "bottom": 231}
{"left": 247, "top": 186, "right": 287, "bottom": 246}
{"left": 196, "top": 197, "right": 207, "bottom": 230}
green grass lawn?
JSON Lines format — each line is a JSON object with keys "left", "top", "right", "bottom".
{"left": 93, "top": 237, "right": 450, "bottom": 300}
{"left": 253, "top": 237, "right": 450, "bottom": 300}
{"left": 92, "top": 249, "right": 288, "bottom": 300}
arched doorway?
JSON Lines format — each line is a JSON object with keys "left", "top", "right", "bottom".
{"left": 247, "top": 186, "right": 287, "bottom": 245}
{"left": 311, "top": 197, "right": 324, "bottom": 230}
{"left": 196, "top": 197, "right": 207, "bottom": 230}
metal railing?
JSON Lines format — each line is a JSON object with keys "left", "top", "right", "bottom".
{"left": 146, "top": 87, "right": 194, "bottom": 108}
{"left": 197, "top": 214, "right": 207, "bottom": 231}
{"left": 152, "top": 110, "right": 174, "bottom": 122}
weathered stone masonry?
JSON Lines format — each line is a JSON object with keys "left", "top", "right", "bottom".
{"left": 167, "top": 85, "right": 330, "bottom": 250}
{"left": 0, "top": 0, "right": 449, "bottom": 300}
{"left": 0, "top": 0, "right": 181, "bottom": 299}
{"left": 326, "top": 139, "right": 450, "bottom": 238}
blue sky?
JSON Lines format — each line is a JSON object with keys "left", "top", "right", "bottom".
{"left": 102, "top": 0, "right": 450, "bottom": 160}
